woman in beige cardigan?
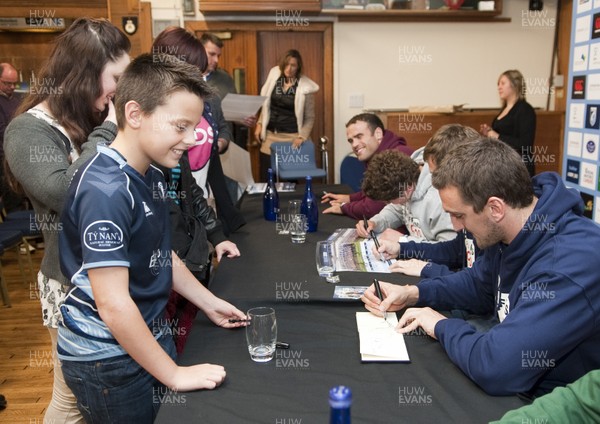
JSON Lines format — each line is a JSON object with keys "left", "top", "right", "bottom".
{"left": 254, "top": 49, "right": 319, "bottom": 180}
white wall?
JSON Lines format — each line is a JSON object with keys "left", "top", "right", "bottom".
{"left": 333, "top": 0, "right": 559, "bottom": 180}
{"left": 154, "top": 0, "right": 559, "bottom": 181}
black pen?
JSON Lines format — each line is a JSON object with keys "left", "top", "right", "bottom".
{"left": 228, "top": 318, "right": 251, "bottom": 323}
{"left": 370, "top": 230, "right": 391, "bottom": 266}
{"left": 276, "top": 342, "right": 290, "bottom": 349}
{"left": 373, "top": 278, "right": 388, "bottom": 322}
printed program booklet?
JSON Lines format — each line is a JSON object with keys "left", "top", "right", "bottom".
{"left": 328, "top": 228, "right": 395, "bottom": 273}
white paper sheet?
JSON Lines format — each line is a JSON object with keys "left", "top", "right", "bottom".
{"left": 221, "top": 93, "right": 266, "bottom": 122}
{"left": 356, "top": 312, "right": 410, "bottom": 362}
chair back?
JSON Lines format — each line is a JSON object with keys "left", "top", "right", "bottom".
{"left": 270, "top": 140, "right": 327, "bottom": 181}
{"left": 340, "top": 154, "right": 364, "bottom": 192}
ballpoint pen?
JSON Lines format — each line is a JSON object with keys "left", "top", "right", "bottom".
{"left": 363, "top": 215, "right": 391, "bottom": 266}
{"left": 370, "top": 232, "right": 392, "bottom": 266}
{"left": 373, "top": 278, "right": 388, "bottom": 323}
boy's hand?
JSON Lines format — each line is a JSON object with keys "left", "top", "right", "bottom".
{"left": 205, "top": 297, "right": 248, "bottom": 329}
{"left": 215, "top": 241, "right": 240, "bottom": 261}
{"left": 360, "top": 281, "right": 419, "bottom": 316}
{"left": 171, "top": 364, "right": 226, "bottom": 391}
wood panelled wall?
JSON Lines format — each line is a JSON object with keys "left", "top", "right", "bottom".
{"left": 0, "top": 0, "right": 152, "bottom": 85}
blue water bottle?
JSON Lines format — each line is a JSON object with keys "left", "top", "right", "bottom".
{"left": 300, "top": 176, "right": 318, "bottom": 232}
{"left": 329, "top": 385, "right": 352, "bottom": 424}
{"left": 263, "top": 168, "right": 279, "bottom": 221}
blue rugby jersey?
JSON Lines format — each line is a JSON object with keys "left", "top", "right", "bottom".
{"left": 57, "top": 145, "right": 173, "bottom": 361}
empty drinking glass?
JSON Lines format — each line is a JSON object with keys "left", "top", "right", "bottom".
{"left": 316, "top": 241, "right": 338, "bottom": 283}
{"left": 289, "top": 200, "right": 307, "bottom": 244}
{"left": 246, "top": 307, "right": 277, "bottom": 362}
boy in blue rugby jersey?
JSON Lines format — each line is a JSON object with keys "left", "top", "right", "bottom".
{"left": 57, "top": 53, "right": 247, "bottom": 422}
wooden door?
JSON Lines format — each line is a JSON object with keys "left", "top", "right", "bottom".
{"left": 187, "top": 22, "right": 333, "bottom": 182}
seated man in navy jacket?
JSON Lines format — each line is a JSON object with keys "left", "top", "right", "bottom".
{"left": 362, "top": 138, "right": 600, "bottom": 397}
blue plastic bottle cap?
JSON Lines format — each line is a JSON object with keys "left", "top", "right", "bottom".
{"left": 329, "top": 385, "right": 352, "bottom": 408}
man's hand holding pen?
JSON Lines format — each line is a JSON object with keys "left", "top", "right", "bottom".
{"left": 355, "top": 218, "right": 374, "bottom": 238}
{"left": 361, "top": 281, "right": 445, "bottom": 338}
{"left": 356, "top": 216, "right": 391, "bottom": 265}
{"left": 371, "top": 238, "right": 399, "bottom": 261}
{"left": 360, "top": 280, "right": 418, "bottom": 316}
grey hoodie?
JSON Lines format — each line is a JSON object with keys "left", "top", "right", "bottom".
{"left": 371, "top": 147, "right": 456, "bottom": 243}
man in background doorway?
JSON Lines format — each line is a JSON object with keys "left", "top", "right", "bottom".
{"left": 199, "top": 33, "right": 257, "bottom": 145}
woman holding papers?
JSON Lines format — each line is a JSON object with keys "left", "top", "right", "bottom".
{"left": 254, "top": 49, "right": 319, "bottom": 180}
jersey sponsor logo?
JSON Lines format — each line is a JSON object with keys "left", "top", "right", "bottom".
{"left": 83, "top": 220, "right": 124, "bottom": 252}
{"left": 142, "top": 201, "right": 153, "bottom": 217}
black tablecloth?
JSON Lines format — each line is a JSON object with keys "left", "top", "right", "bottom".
{"left": 155, "top": 184, "right": 524, "bottom": 423}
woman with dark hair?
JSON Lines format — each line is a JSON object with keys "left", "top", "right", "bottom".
{"left": 479, "top": 69, "right": 537, "bottom": 176}
{"left": 3, "top": 18, "right": 130, "bottom": 423}
{"left": 151, "top": 27, "right": 240, "bottom": 354}
{"left": 254, "top": 49, "right": 319, "bottom": 180}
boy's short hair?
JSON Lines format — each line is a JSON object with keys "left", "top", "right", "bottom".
{"left": 361, "top": 150, "right": 420, "bottom": 201}
{"left": 423, "top": 124, "right": 480, "bottom": 168}
{"left": 114, "top": 53, "right": 213, "bottom": 129}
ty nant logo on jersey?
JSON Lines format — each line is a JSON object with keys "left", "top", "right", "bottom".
{"left": 84, "top": 220, "right": 124, "bottom": 252}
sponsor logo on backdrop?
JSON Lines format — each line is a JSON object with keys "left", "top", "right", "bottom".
{"left": 566, "top": 159, "right": 581, "bottom": 184}
{"left": 573, "top": 75, "right": 587, "bottom": 99}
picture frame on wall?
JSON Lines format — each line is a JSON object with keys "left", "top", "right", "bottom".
{"left": 182, "top": 0, "right": 196, "bottom": 16}
{"left": 152, "top": 19, "right": 180, "bottom": 39}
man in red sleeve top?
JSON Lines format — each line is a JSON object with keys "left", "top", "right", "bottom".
{"left": 322, "top": 113, "right": 412, "bottom": 219}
